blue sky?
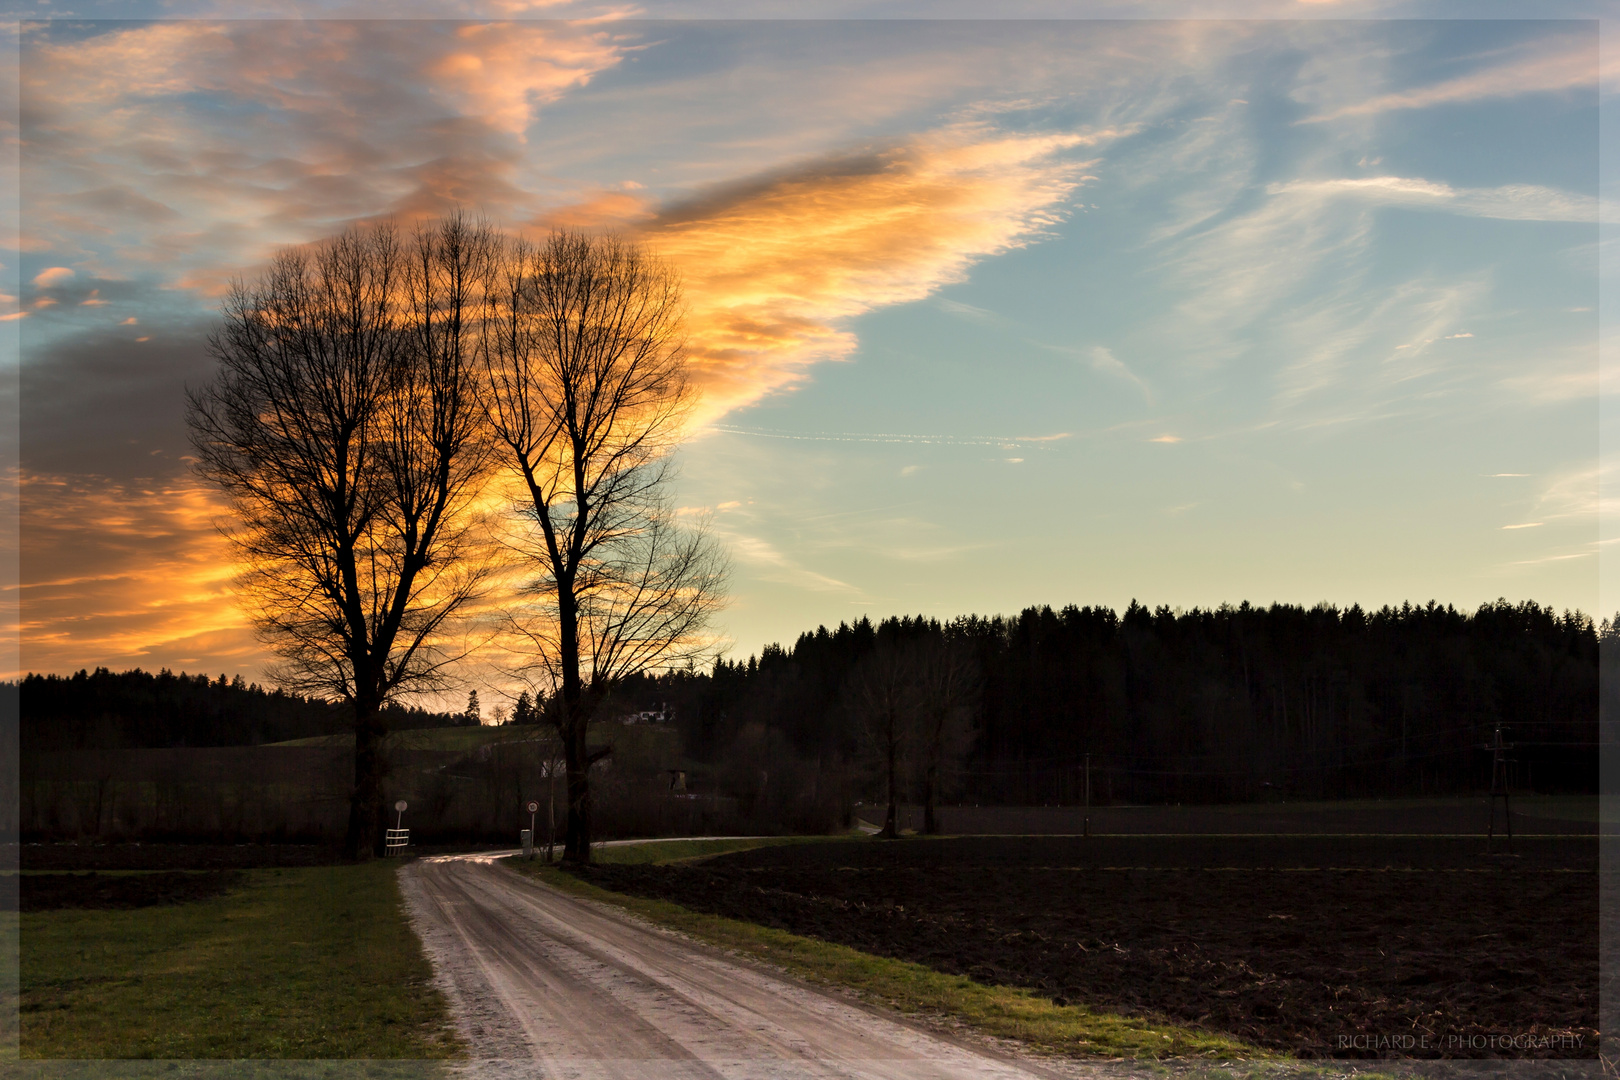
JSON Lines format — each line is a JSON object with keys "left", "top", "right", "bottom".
{"left": 7, "top": 10, "right": 1612, "bottom": 686}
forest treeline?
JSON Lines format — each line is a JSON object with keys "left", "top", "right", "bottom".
{"left": 18, "top": 597, "right": 1604, "bottom": 808}
{"left": 17, "top": 668, "right": 464, "bottom": 753}
{"left": 615, "top": 598, "right": 1602, "bottom": 805}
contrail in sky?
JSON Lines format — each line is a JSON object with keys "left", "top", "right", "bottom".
{"left": 708, "top": 425, "right": 1072, "bottom": 448}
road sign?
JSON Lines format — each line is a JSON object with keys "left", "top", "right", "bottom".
{"left": 395, "top": 800, "right": 408, "bottom": 812}
{"left": 527, "top": 801, "right": 539, "bottom": 814}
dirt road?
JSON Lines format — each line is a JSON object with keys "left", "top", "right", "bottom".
{"left": 400, "top": 852, "right": 1078, "bottom": 1080}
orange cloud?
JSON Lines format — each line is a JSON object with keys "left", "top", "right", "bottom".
{"left": 429, "top": 22, "right": 630, "bottom": 138}
{"left": 19, "top": 23, "right": 1128, "bottom": 677}
{"left": 16, "top": 116, "right": 1090, "bottom": 675}
{"left": 638, "top": 127, "right": 1098, "bottom": 425}
{"left": 18, "top": 473, "right": 263, "bottom": 679}
{"left": 31, "top": 267, "right": 74, "bottom": 288}
{"left": 533, "top": 190, "right": 657, "bottom": 231}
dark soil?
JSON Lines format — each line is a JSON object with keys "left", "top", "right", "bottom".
{"left": 911, "top": 802, "right": 1600, "bottom": 837}
{"left": 17, "top": 870, "right": 245, "bottom": 911}
{"left": 19, "top": 843, "right": 339, "bottom": 871}
{"left": 575, "top": 836, "right": 1598, "bottom": 1060}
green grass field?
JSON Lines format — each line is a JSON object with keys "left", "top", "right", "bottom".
{"left": 19, "top": 863, "right": 462, "bottom": 1061}
{"left": 265, "top": 723, "right": 547, "bottom": 751}
{"left": 590, "top": 835, "right": 842, "bottom": 864}
{"left": 508, "top": 844, "right": 1263, "bottom": 1060}
{"left": 266, "top": 720, "right": 679, "bottom": 761}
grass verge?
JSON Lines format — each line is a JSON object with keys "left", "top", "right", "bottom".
{"left": 20, "top": 862, "right": 463, "bottom": 1061}
{"left": 504, "top": 854, "right": 1265, "bottom": 1061}
{"left": 1, "top": 908, "right": 18, "bottom": 1056}
{"left": 591, "top": 835, "right": 843, "bottom": 865}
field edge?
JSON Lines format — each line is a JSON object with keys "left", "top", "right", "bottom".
{"left": 500, "top": 852, "right": 1269, "bottom": 1062}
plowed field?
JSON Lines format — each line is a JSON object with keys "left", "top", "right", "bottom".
{"left": 576, "top": 836, "right": 1598, "bottom": 1060}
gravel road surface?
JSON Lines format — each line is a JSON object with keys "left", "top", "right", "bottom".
{"left": 400, "top": 851, "right": 1079, "bottom": 1080}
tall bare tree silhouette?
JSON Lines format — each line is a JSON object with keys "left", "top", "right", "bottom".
{"left": 187, "top": 215, "right": 495, "bottom": 859}
{"left": 482, "top": 231, "right": 727, "bottom": 865}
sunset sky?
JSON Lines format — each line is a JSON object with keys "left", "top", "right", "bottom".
{"left": 10, "top": 8, "right": 1613, "bottom": 697}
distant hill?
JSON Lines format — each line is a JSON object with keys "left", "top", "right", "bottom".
{"left": 267, "top": 723, "right": 549, "bottom": 752}
{"left": 18, "top": 668, "right": 468, "bottom": 752}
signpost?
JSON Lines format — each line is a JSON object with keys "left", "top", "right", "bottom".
{"left": 527, "top": 801, "right": 540, "bottom": 859}
{"left": 386, "top": 800, "right": 409, "bottom": 856}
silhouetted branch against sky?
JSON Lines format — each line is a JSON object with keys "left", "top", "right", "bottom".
{"left": 184, "top": 216, "right": 497, "bottom": 855}
{"left": 476, "top": 227, "right": 726, "bottom": 861}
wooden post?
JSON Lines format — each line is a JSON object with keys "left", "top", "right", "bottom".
{"left": 1485, "top": 724, "right": 1514, "bottom": 853}
{"left": 1084, "top": 753, "right": 1091, "bottom": 838}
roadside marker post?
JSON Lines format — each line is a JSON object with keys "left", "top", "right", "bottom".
{"left": 386, "top": 800, "right": 409, "bottom": 857}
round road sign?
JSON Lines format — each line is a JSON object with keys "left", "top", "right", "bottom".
{"left": 527, "top": 801, "right": 539, "bottom": 814}
{"left": 394, "top": 800, "right": 407, "bottom": 813}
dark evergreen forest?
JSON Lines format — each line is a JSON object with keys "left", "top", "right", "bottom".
{"left": 17, "top": 598, "right": 1605, "bottom": 805}
{"left": 616, "top": 599, "right": 1603, "bottom": 804}
{"left": 18, "top": 668, "right": 464, "bottom": 752}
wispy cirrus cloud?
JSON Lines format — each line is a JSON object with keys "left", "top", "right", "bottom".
{"left": 22, "top": 20, "right": 633, "bottom": 284}
{"left": 1152, "top": 155, "right": 1591, "bottom": 429}
{"left": 1037, "top": 343, "right": 1153, "bottom": 402}
{"left": 721, "top": 532, "right": 858, "bottom": 596}
{"left": 1532, "top": 464, "right": 1609, "bottom": 525}
{"left": 1267, "top": 176, "right": 1599, "bottom": 223}
{"left": 709, "top": 425, "right": 1070, "bottom": 448}
{"left": 1300, "top": 34, "right": 1606, "bottom": 124}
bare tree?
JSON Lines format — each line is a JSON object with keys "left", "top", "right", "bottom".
{"left": 842, "top": 639, "right": 916, "bottom": 839}
{"left": 482, "top": 230, "right": 727, "bottom": 864}
{"left": 187, "top": 215, "right": 496, "bottom": 860}
{"left": 841, "top": 626, "right": 978, "bottom": 838}
{"left": 909, "top": 632, "right": 979, "bottom": 835}
{"left": 536, "top": 732, "right": 565, "bottom": 861}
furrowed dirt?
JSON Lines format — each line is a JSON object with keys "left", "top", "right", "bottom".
{"left": 574, "top": 836, "right": 1598, "bottom": 1060}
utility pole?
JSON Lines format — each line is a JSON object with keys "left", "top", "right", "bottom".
{"left": 1084, "top": 752, "right": 1091, "bottom": 838}
{"left": 1481, "top": 723, "right": 1514, "bottom": 853}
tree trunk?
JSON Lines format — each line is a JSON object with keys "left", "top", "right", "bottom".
{"left": 546, "top": 767, "right": 557, "bottom": 863}
{"left": 344, "top": 703, "right": 385, "bottom": 861}
{"left": 556, "top": 561, "right": 596, "bottom": 865}
{"left": 561, "top": 709, "right": 592, "bottom": 864}
{"left": 879, "top": 726, "right": 899, "bottom": 839}
{"left": 922, "top": 764, "right": 938, "bottom": 835}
